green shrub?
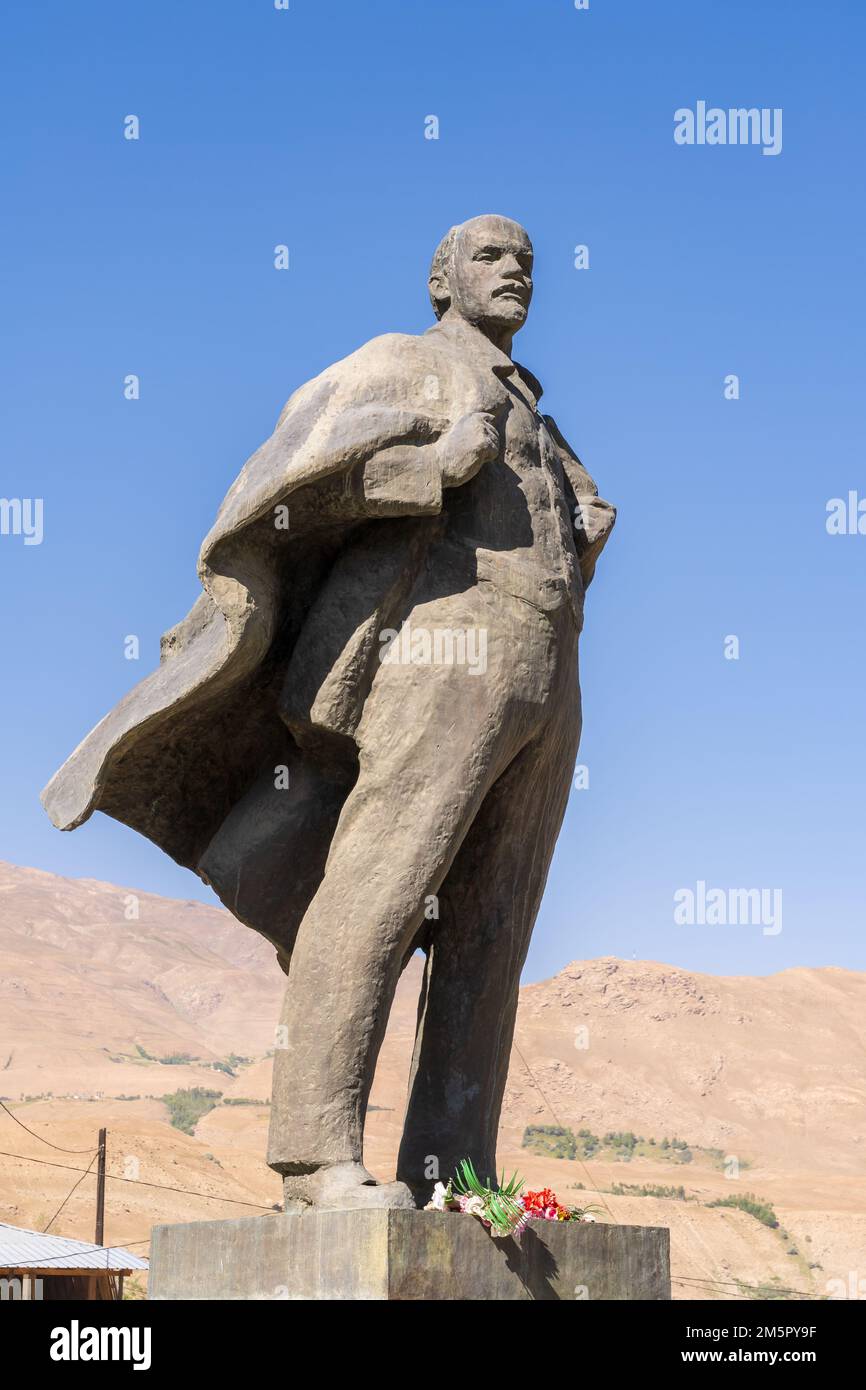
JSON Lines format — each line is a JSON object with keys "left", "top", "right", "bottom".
{"left": 522, "top": 1124, "right": 577, "bottom": 1160}
{"left": 161, "top": 1087, "right": 223, "bottom": 1134}
{"left": 609, "top": 1182, "right": 687, "bottom": 1200}
{"left": 707, "top": 1192, "right": 779, "bottom": 1228}
{"left": 603, "top": 1131, "right": 639, "bottom": 1150}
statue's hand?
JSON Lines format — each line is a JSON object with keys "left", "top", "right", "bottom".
{"left": 437, "top": 410, "right": 503, "bottom": 488}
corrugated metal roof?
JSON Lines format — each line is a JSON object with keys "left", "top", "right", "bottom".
{"left": 0, "top": 1222, "right": 148, "bottom": 1271}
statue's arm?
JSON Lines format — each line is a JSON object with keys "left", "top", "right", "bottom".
{"left": 201, "top": 335, "right": 507, "bottom": 553}
{"left": 358, "top": 407, "right": 503, "bottom": 514}
{"left": 543, "top": 414, "right": 616, "bottom": 588}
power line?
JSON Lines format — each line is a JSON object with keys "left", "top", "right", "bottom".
{"left": 7, "top": 1112, "right": 812, "bottom": 1300}
{"left": 0, "top": 1099, "right": 98, "bottom": 1155}
{"left": 7, "top": 1156, "right": 817, "bottom": 1300}
{"left": 43, "top": 1151, "right": 99, "bottom": 1234}
{"left": 671, "top": 1280, "right": 759, "bottom": 1302}
{"left": 675, "top": 1195, "right": 756, "bottom": 1289}
{"left": 510, "top": 1040, "right": 617, "bottom": 1222}
{"left": 673, "top": 1274, "right": 816, "bottom": 1300}
{"left": 0, "top": 1147, "right": 278, "bottom": 1211}
{"left": 507, "top": 1043, "right": 750, "bottom": 1295}
{"left": 107, "top": 1167, "right": 277, "bottom": 1209}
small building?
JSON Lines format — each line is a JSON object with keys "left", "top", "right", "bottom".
{"left": 0, "top": 1222, "right": 148, "bottom": 1300}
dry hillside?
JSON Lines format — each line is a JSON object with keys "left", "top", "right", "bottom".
{"left": 1, "top": 861, "right": 863, "bottom": 1300}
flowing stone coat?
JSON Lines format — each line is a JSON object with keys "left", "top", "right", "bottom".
{"left": 42, "top": 325, "right": 613, "bottom": 964}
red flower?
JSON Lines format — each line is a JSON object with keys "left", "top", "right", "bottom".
{"left": 523, "top": 1187, "right": 567, "bottom": 1220}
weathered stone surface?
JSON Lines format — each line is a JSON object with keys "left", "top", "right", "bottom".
{"left": 149, "top": 1211, "right": 669, "bottom": 1302}
{"left": 42, "top": 215, "right": 616, "bottom": 1209}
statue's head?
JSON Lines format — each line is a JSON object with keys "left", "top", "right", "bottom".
{"left": 428, "top": 214, "right": 533, "bottom": 347}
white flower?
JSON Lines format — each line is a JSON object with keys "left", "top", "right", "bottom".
{"left": 463, "top": 1195, "right": 486, "bottom": 1218}
{"left": 581, "top": 1213, "right": 597, "bottom": 1222}
{"left": 427, "top": 1181, "right": 450, "bottom": 1211}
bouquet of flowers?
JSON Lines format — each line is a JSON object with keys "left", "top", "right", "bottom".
{"left": 521, "top": 1186, "right": 597, "bottom": 1223}
{"left": 425, "top": 1160, "right": 601, "bottom": 1239}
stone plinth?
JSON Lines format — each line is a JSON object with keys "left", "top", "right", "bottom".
{"left": 149, "top": 1210, "right": 670, "bottom": 1301}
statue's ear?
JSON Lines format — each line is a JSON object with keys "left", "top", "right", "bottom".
{"left": 428, "top": 271, "right": 450, "bottom": 317}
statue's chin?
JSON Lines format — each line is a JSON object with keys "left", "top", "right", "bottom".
{"left": 466, "top": 307, "right": 527, "bottom": 343}
{"left": 491, "top": 303, "right": 528, "bottom": 332}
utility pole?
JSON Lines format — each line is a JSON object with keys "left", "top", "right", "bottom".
{"left": 94, "top": 1127, "right": 106, "bottom": 1246}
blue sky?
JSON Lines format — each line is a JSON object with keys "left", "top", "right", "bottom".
{"left": 2, "top": 0, "right": 864, "bottom": 979}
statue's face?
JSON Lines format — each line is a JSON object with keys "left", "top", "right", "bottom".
{"left": 445, "top": 216, "right": 533, "bottom": 337}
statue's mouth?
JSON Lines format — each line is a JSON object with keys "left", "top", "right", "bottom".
{"left": 492, "top": 284, "right": 528, "bottom": 304}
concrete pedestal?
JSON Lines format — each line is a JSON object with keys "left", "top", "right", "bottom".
{"left": 149, "top": 1209, "right": 670, "bottom": 1301}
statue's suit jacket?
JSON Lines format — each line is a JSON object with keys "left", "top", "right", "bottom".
{"left": 42, "top": 324, "right": 615, "bottom": 882}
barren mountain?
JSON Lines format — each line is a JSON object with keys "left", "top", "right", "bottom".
{"left": 1, "top": 860, "right": 863, "bottom": 1300}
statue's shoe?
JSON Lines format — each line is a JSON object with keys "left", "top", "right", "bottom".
{"left": 283, "top": 1162, "right": 417, "bottom": 1211}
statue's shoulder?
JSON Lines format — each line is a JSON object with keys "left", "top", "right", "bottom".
{"left": 328, "top": 330, "right": 438, "bottom": 378}
{"left": 275, "top": 332, "right": 437, "bottom": 427}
